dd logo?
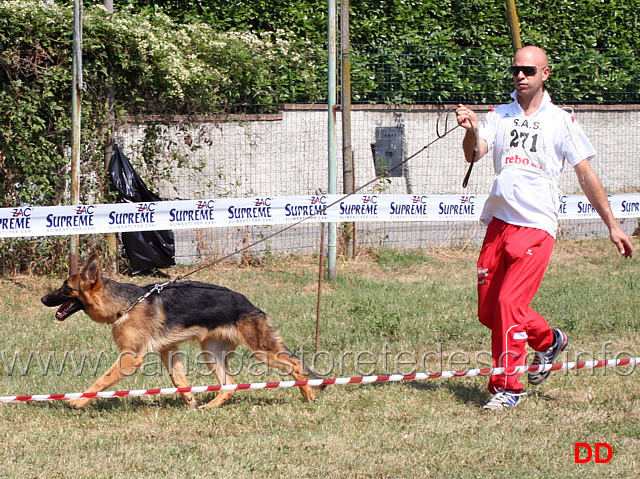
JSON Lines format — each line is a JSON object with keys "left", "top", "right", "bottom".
{"left": 574, "top": 443, "right": 612, "bottom": 464}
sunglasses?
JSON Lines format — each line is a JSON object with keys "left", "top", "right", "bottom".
{"left": 509, "top": 65, "right": 540, "bottom": 77}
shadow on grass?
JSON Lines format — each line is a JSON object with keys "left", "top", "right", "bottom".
{"left": 443, "top": 382, "right": 491, "bottom": 406}
{"left": 25, "top": 390, "right": 292, "bottom": 413}
{"left": 359, "top": 378, "right": 489, "bottom": 407}
{"left": 404, "top": 380, "right": 490, "bottom": 407}
{"left": 24, "top": 383, "right": 559, "bottom": 414}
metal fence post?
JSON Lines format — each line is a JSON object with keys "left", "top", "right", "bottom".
{"left": 327, "top": 0, "right": 337, "bottom": 280}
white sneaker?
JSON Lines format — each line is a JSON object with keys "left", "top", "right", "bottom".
{"left": 483, "top": 389, "right": 527, "bottom": 411}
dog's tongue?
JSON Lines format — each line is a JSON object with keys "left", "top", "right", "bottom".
{"left": 55, "top": 302, "right": 75, "bottom": 321}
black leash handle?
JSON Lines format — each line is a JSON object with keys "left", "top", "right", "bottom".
{"left": 462, "top": 126, "right": 479, "bottom": 188}
{"left": 462, "top": 158, "right": 474, "bottom": 188}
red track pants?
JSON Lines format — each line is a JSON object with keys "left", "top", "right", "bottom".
{"left": 477, "top": 218, "right": 556, "bottom": 393}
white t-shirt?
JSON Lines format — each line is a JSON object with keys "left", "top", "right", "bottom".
{"left": 478, "top": 91, "right": 596, "bottom": 238}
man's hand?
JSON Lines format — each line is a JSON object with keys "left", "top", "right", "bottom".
{"left": 457, "top": 104, "right": 486, "bottom": 164}
{"left": 610, "top": 225, "right": 634, "bottom": 259}
{"left": 456, "top": 104, "right": 478, "bottom": 131}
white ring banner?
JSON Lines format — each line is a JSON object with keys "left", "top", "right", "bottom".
{"left": 1, "top": 193, "right": 639, "bottom": 238}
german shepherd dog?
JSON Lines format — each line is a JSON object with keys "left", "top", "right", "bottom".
{"left": 41, "top": 254, "right": 321, "bottom": 409}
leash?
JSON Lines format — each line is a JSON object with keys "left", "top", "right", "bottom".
{"left": 117, "top": 107, "right": 464, "bottom": 316}
{"left": 462, "top": 125, "right": 479, "bottom": 188}
{"left": 118, "top": 281, "right": 173, "bottom": 318}
{"left": 176, "top": 108, "right": 461, "bottom": 279}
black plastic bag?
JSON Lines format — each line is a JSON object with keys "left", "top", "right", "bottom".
{"left": 108, "top": 144, "right": 175, "bottom": 274}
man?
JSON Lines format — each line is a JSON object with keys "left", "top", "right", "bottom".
{"left": 456, "top": 46, "right": 634, "bottom": 411}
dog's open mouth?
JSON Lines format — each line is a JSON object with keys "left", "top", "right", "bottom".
{"left": 55, "top": 300, "right": 83, "bottom": 321}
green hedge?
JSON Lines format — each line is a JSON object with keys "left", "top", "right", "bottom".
{"left": 118, "top": 0, "right": 639, "bottom": 54}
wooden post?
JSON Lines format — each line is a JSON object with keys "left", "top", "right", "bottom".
{"left": 505, "top": 0, "right": 523, "bottom": 52}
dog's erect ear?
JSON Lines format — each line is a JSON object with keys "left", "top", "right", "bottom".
{"left": 82, "top": 253, "right": 101, "bottom": 285}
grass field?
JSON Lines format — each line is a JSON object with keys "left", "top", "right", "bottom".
{"left": 0, "top": 239, "right": 638, "bottom": 478}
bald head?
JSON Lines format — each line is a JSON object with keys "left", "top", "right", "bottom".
{"left": 514, "top": 46, "right": 548, "bottom": 69}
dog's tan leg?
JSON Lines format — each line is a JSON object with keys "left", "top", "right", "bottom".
{"left": 252, "top": 349, "right": 317, "bottom": 402}
{"left": 198, "top": 339, "right": 237, "bottom": 409}
{"left": 238, "top": 313, "right": 318, "bottom": 402}
{"left": 68, "top": 352, "right": 143, "bottom": 409}
{"left": 161, "top": 348, "right": 197, "bottom": 409}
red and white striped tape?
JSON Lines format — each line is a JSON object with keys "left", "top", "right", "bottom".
{"left": 1, "top": 357, "right": 637, "bottom": 403}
